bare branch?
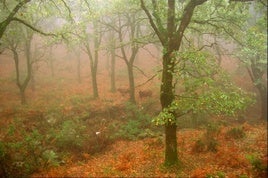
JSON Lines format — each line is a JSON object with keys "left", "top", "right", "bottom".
{"left": 197, "top": 42, "right": 217, "bottom": 51}
{"left": 0, "top": 0, "right": 31, "bottom": 39}
{"left": 135, "top": 73, "right": 159, "bottom": 88}
{"left": 60, "top": 0, "right": 74, "bottom": 21}
{"left": 175, "top": 0, "right": 208, "bottom": 45}
{"left": 140, "top": 0, "right": 166, "bottom": 46}
{"left": 11, "top": 17, "right": 57, "bottom": 37}
{"left": 133, "top": 65, "right": 149, "bottom": 77}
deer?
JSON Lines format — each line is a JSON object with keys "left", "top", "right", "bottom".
{"left": 117, "top": 88, "right": 129, "bottom": 96}
{"left": 139, "top": 89, "right": 152, "bottom": 99}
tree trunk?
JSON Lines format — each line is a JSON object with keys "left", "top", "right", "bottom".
{"left": 161, "top": 52, "right": 178, "bottom": 166}
{"left": 77, "top": 53, "right": 81, "bottom": 83}
{"left": 127, "top": 63, "right": 136, "bottom": 104}
{"left": 165, "top": 124, "right": 178, "bottom": 165}
{"left": 91, "top": 63, "right": 99, "bottom": 99}
{"left": 48, "top": 46, "right": 55, "bottom": 77}
{"left": 110, "top": 47, "right": 116, "bottom": 92}
{"left": 256, "top": 84, "right": 267, "bottom": 120}
{"left": 250, "top": 60, "right": 267, "bottom": 120}
{"left": 20, "top": 89, "right": 26, "bottom": 105}
{"left": 30, "top": 66, "right": 36, "bottom": 91}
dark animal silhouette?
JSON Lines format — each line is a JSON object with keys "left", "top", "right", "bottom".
{"left": 139, "top": 90, "right": 152, "bottom": 98}
{"left": 117, "top": 88, "right": 129, "bottom": 95}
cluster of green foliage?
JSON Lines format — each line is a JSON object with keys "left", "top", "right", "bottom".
{"left": 0, "top": 104, "right": 118, "bottom": 177}
{"left": 111, "top": 102, "right": 158, "bottom": 140}
{"left": 246, "top": 153, "right": 267, "bottom": 174}
{"left": 54, "top": 119, "right": 87, "bottom": 151}
{"left": 237, "top": 2, "right": 267, "bottom": 79}
{"left": 153, "top": 50, "right": 254, "bottom": 126}
{"left": 0, "top": 126, "right": 59, "bottom": 177}
{"left": 238, "top": 27, "right": 267, "bottom": 72}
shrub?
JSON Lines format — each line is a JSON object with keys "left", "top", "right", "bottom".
{"left": 0, "top": 128, "right": 60, "bottom": 177}
{"left": 112, "top": 102, "right": 156, "bottom": 140}
{"left": 246, "top": 154, "right": 267, "bottom": 173}
{"left": 41, "top": 150, "right": 59, "bottom": 169}
{"left": 55, "top": 119, "right": 87, "bottom": 152}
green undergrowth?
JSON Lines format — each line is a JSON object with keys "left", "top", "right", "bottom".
{"left": 0, "top": 98, "right": 161, "bottom": 177}
{"left": 110, "top": 102, "right": 162, "bottom": 140}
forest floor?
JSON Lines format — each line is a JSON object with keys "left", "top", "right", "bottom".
{"left": 31, "top": 121, "right": 267, "bottom": 177}
{"left": 0, "top": 56, "right": 267, "bottom": 177}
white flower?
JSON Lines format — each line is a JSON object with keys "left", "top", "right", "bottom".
{"left": 96, "top": 131, "right": 101, "bottom": 135}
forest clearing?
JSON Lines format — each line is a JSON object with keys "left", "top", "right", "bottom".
{"left": 0, "top": 0, "right": 267, "bottom": 177}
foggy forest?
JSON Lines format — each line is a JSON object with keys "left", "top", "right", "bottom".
{"left": 0, "top": 0, "right": 267, "bottom": 177}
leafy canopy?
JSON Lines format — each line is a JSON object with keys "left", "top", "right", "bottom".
{"left": 153, "top": 49, "right": 254, "bottom": 126}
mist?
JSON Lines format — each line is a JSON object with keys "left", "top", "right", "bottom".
{"left": 0, "top": 0, "right": 267, "bottom": 177}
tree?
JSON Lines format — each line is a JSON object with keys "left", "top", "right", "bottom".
{"left": 0, "top": 0, "right": 58, "bottom": 43}
{"left": 1, "top": 0, "right": 71, "bottom": 103}
{"left": 237, "top": 1, "right": 267, "bottom": 120}
{"left": 141, "top": 0, "right": 255, "bottom": 166}
{"left": 141, "top": 0, "right": 208, "bottom": 166}
{"left": 2, "top": 23, "right": 33, "bottom": 104}
{"left": 103, "top": 0, "right": 152, "bottom": 103}
{"left": 74, "top": 19, "right": 102, "bottom": 99}
{"left": 29, "top": 38, "right": 46, "bottom": 91}
{"left": 65, "top": 0, "right": 105, "bottom": 99}
{"left": 105, "top": 30, "right": 117, "bottom": 92}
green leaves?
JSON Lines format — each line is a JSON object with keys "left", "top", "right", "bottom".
{"left": 152, "top": 104, "right": 176, "bottom": 126}
{"left": 153, "top": 49, "right": 254, "bottom": 126}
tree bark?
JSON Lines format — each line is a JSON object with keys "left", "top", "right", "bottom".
{"left": 127, "top": 63, "right": 136, "bottom": 104}
{"left": 77, "top": 55, "right": 81, "bottom": 83}
{"left": 257, "top": 84, "right": 267, "bottom": 120}
{"left": 110, "top": 46, "right": 116, "bottom": 92}
{"left": 91, "top": 62, "right": 99, "bottom": 98}
{"left": 250, "top": 58, "right": 267, "bottom": 120}
{"left": 161, "top": 51, "right": 178, "bottom": 165}
{"left": 165, "top": 124, "right": 178, "bottom": 165}
{"left": 92, "top": 24, "right": 99, "bottom": 98}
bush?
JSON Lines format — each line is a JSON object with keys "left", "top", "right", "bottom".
{"left": 112, "top": 102, "right": 157, "bottom": 140}
{"left": 0, "top": 128, "right": 59, "bottom": 177}
{"left": 55, "top": 119, "right": 87, "bottom": 152}
{"left": 246, "top": 154, "right": 267, "bottom": 173}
